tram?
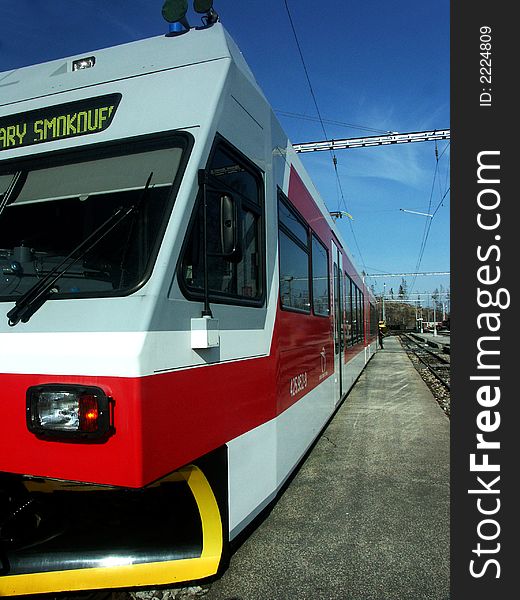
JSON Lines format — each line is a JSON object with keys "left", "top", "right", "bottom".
{"left": 0, "top": 2, "right": 377, "bottom": 594}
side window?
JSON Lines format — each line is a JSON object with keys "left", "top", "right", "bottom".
{"left": 181, "top": 143, "right": 263, "bottom": 303}
{"left": 352, "top": 284, "right": 358, "bottom": 342}
{"left": 345, "top": 274, "right": 353, "bottom": 346}
{"left": 352, "top": 284, "right": 364, "bottom": 343}
{"left": 359, "top": 289, "right": 364, "bottom": 342}
{"left": 278, "top": 193, "right": 310, "bottom": 312}
{"left": 311, "top": 235, "right": 330, "bottom": 316}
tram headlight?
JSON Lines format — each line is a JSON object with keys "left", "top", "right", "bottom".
{"left": 26, "top": 385, "right": 113, "bottom": 441}
{"left": 72, "top": 56, "right": 96, "bottom": 71}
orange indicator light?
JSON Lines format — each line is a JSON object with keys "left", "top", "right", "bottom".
{"left": 79, "top": 394, "right": 100, "bottom": 433}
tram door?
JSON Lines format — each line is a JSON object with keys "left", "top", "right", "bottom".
{"left": 332, "top": 242, "right": 344, "bottom": 404}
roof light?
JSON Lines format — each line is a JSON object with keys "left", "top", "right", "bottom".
{"left": 26, "top": 384, "right": 114, "bottom": 441}
{"left": 72, "top": 56, "right": 96, "bottom": 71}
{"left": 162, "top": 0, "right": 190, "bottom": 33}
{"left": 193, "top": 0, "right": 213, "bottom": 11}
{"left": 161, "top": 1, "right": 219, "bottom": 33}
{"left": 162, "top": 0, "right": 188, "bottom": 22}
{"left": 193, "top": 1, "right": 219, "bottom": 25}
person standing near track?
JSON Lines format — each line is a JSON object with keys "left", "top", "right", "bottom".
{"left": 378, "top": 326, "right": 384, "bottom": 349}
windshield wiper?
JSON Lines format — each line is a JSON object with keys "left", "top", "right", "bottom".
{"left": 0, "top": 171, "right": 28, "bottom": 219}
{"left": 6, "top": 173, "right": 153, "bottom": 326}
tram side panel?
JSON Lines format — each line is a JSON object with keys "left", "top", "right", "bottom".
{"left": 216, "top": 94, "right": 340, "bottom": 537}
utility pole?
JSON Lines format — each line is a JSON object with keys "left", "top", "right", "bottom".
{"left": 418, "top": 294, "right": 423, "bottom": 333}
{"left": 382, "top": 282, "right": 386, "bottom": 322}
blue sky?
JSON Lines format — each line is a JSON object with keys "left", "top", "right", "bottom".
{"left": 0, "top": 0, "right": 450, "bottom": 306}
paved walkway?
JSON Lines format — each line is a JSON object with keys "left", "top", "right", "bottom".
{"left": 203, "top": 336, "right": 450, "bottom": 600}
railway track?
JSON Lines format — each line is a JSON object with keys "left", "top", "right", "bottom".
{"left": 399, "top": 334, "right": 451, "bottom": 416}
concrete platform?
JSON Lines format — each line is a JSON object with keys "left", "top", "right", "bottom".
{"left": 204, "top": 336, "right": 450, "bottom": 600}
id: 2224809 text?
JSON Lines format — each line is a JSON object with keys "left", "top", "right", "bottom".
{"left": 480, "top": 26, "right": 492, "bottom": 107}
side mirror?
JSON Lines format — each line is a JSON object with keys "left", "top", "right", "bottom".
{"left": 220, "top": 194, "right": 242, "bottom": 263}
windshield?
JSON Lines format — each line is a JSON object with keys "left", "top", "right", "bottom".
{"left": 0, "top": 138, "right": 188, "bottom": 301}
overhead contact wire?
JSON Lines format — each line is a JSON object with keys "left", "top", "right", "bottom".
{"left": 283, "top": 0, "right": 368, "bottom": 275}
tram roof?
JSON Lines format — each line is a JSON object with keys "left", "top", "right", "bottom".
{"left": 0, "top": 23, "right": 262, "bottom": 109}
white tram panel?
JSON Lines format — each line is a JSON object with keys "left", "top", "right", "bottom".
{"left": 0, "top": 25, "right": 278, "bottom": 376}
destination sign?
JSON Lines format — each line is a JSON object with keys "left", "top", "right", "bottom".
{"left": 0, "top": 93, "right": 121, "bottom": 152}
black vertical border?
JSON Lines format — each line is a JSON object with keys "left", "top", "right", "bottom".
{"left": 452, "top": 2, "right": 515, "bottom": 598}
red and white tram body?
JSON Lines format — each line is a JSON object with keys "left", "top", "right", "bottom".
{"left": 0, "top": 23, "right": 377, "bottom": 594}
